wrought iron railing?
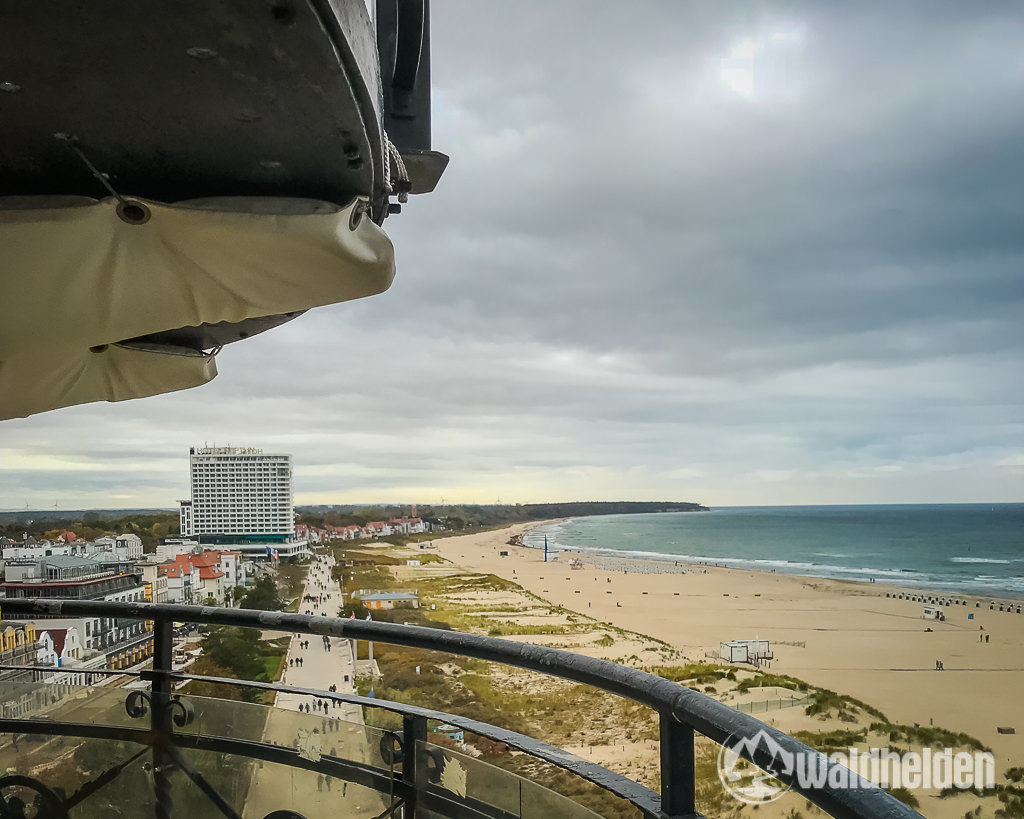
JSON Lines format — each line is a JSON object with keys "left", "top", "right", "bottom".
{"left": 0, "top": 599, "right": 920, "bottom": 818}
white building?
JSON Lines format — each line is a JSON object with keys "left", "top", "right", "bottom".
{"left": 3, "top": 557, "right": 148, "bottom": 656}
{"left": 178, "top": 446, "right": 309, "bottom": 559}
{"left": 1, "top": 541, "right": 86, "bottom": 560}
{"left": 389, "top": 517, "right": 428, "bottom": 535}
{"left": 37, "top": 627, "right": 83, "bottom": 667}
{"left": 158, "top": 561, "right": 200, "bottom": 604}
{"left": 93, "top": 534, "right": 144, "bottom": 561}
{"left": 115, "top": 534, "right": 144, "bottom": 559}
{"left": 180, "top": 446, "right": 294, "bottom": 539}
{"left": 156, "top": 538, "right": 201, "bottom": 562}
{"left": 215, "top": 551, "right": 246, "bottom": 588}
{"left": 136, "top": 561, "right": 170, "bottom": 603}
{"left": 35, "top": 627, "right": 105, "bottom": 685}
{"left": 358, "top": 591, "right": 420, "bottom": 610}
{"left": 720, "top": 639, "right": 773, "bottom": 664}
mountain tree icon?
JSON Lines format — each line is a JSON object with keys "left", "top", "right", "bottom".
{"left": 718, "top": 729, "right": 797, "bottom": 804}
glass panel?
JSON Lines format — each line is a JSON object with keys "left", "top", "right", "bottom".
{"left": 415, "top": 739, "right": 603, "bottom": 818}
{"left": 0, "top": 678, "right": 143, "bottom": 728}
{"left": 0, "top": 682, "right": 156, "bottom": 818}
{"left": 0, "top": 680, "right": 607, "bottom": 817}
{"left": 0, "top": 681, "right": 395, "bottom": 817}
{"left": 170, "top": 746, "right": 390, "bottom": 818}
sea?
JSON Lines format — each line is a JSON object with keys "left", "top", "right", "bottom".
{"left": 523, "top": 504, "right": 1024, "bottom": 598}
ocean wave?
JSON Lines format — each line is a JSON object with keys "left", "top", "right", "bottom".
{"left": 949, "top": 557, "right": 1013, "bottom": 564}
{"left": 554, "top": 545, "right": 927, "bottom": 580}
{"left": 525, "top": 518, "right": 1024, "bottom": 596}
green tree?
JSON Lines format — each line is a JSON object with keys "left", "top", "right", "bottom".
{"left": 239, "top": 577, "right": 282, "bottom": 611}
{"left": 201, "top": 627, "right": 265, "bottom": 684}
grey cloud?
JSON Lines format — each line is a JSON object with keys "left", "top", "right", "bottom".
{"left": 2, "top": 1, "right": 1022, "bottom": 507}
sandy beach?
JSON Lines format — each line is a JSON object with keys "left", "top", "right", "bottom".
{"left": 429, "top": 522, "right": 1024, "bottom": 773}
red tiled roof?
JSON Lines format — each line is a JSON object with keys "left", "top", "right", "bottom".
{"left": 198, "top": 567, "right": 225, "bottom": 580}
{"left": 44, "top": 628, "right": 68, "bottom": 656}
{"left": 170, "top": 552, "right": 218, "bottom": 569}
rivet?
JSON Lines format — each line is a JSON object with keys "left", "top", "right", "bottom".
{"left": 0, "top": 81, "right": 21, "bottom": 93}
{"left": 116, "top": 200, "right": 152, "bottom": 225}
{"left": 349, "top": 200, "right": 366, "bottom": 231}
{"left": 186, "top": 47, "right": 218, "bottom": 60}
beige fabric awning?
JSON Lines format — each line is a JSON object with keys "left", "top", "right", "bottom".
{"left": 0, "top": 344, "right": 219, "bottom": 419}
{"left": 1, "top": 196, "right": 394, "bottom": 419}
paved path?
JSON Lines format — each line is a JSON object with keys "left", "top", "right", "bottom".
{"left": 243, "top": 554, "right": 387, "bottom": 818}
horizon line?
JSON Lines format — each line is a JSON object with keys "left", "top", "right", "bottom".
{"left": 2, "top": 500, "right": 1021, "bottom": 515}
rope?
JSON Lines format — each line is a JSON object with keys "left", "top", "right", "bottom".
{"left": 54, "top": 133, "right": 129, "bottom": 207}
{"left": 382, "top": 131, "right": 410, "bottom": 203}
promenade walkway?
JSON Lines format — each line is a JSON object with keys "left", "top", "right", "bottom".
{"left": 243, "top": 553, "right": 385, "bottom": 818}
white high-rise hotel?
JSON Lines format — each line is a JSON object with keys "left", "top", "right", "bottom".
{"left": 179, "top": 446, "right": 309, "bottom": 558}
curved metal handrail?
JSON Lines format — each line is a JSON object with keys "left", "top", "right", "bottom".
{"left": 0, "top": 598, "right": 921, "bottom": 818}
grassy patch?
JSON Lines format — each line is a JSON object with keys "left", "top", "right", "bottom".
{"left": 651, "top": 663, "right": 735, "bottom": 686}
{"left": 486, "top": 623, "right": 573, "bottom": 636}
{"left": 886, "top": 786, "right": 920, "bottom": 809}
{"left": 261, "top": 653, "right": 285, "bottom": 682}
{"left": 794, "top": 728, "right": 867, "bottom": 753}
{"left": 805, "top": 688, "right": 886, "bottom": 722}
{"left": 868, "top": 722, "right": 989, "bottom": 752}
{"left": 734, "top": 672, "right": 809, "bottom": 694}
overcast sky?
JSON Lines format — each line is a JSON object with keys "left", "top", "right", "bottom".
{"left": 2, "top": 2, "right": 1023, "bottom": 509}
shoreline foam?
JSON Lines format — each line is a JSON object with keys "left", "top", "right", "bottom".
{"left": 525, "top": 519, "right": 1024, "bottom": 601}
